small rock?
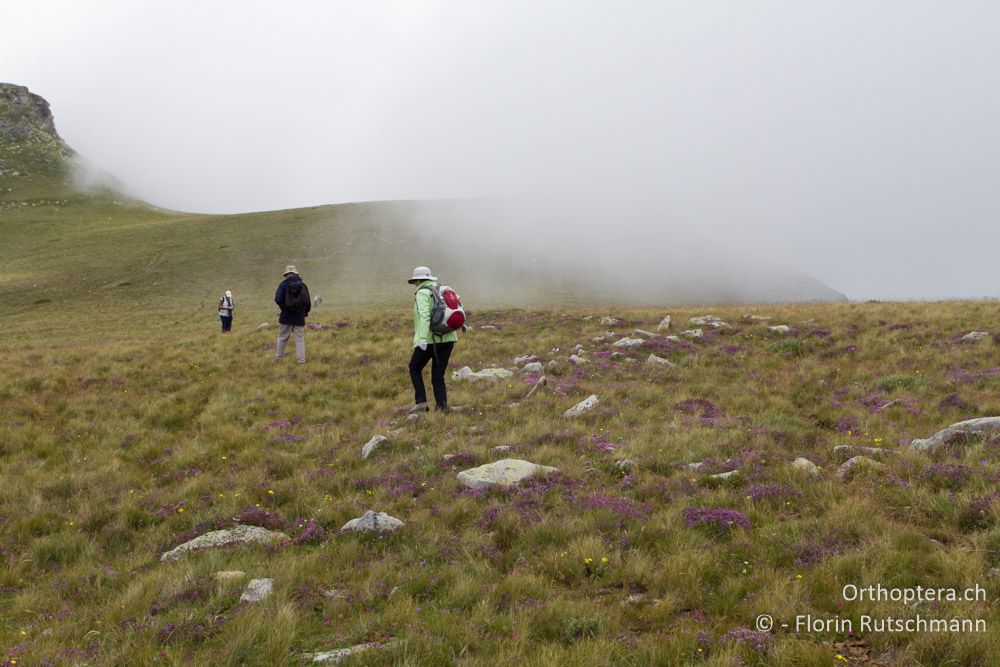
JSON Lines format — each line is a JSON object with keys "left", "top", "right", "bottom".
{"left": 768, "top": 325, "right": 791, "bottom": 334}
{"left": 622, "top": 593, "right": 646, "bottom": 606}
{"left": 612, "top": 337, "right": 645, "bottom": 348}
{"left": 614, "top": 459, "right": 638, "bottom": 471}
{"left": 322, "top": 589, "right": 346, "bottom": 600}
{"left": 569, "top": 354, "right": 590, "bottom": 365}
{"left": 240, "top": 578, "right": 274, "bottom": 604}
{"left": 310, "top": 642, "right": 389, "bottom": 664}
{"left": 490, "top": 445, "right": 513, "bottom": 453}
{"left": 709, "top": 470, "right": 739, "bottom": 481}
{"left": 479, "top": 325, "right": 497, "bottom": 330}
{"left": 835, "top": 456, "right": 884, "bottom": 482}
{"left": 646, "top": 354, "right": 676, "bottom": 368}
{"left": 214, "top": 570, "right": 247, "bottom": 582}
{"left": 685, "top": 461, "right": 705, "bottom": 471}
{"left": 563, "top": 394, "right": 599, "bottom": 417}
{"left": 632, "top": 329, "right": 660, "bottom": 339}
{"left": 665, "top": 335, "right": 681, "bottom": 342}
{"left": 521, "top": 361, "right": 545, "bottom": 374}
{"left": 600, "top": 316, "right": 620, "bottom": 326}
{"left": 361, "top": 434, "right": 388, "bottom": 459}
{"left": 657, "top": 316, "right": 672, "bottom": 331}
{"left": 790, "top": 457, "right": 820, "bottom": 475}
{"left": 743, "top": 315, "right": 770, "bottom": 322}
{"left": 689, "top": 315, "right": 728, "bottom": 327}
{"left": 160, "top": 525, "right": 289, "bottom": 562}
{"left": 456, "top": 459, "right": 560, "bottom": 490}
{"left": 574, "top": 344, "right": 585, "bottom": 352}
{"left": 681, "top": 329, "right": 703, "bottom": 339}
{"left": 582, "top": 315, "right": 594, "bottom": 321}
{"left": 341, "top": 510, "right": 404, "bottom": 533}
{"left": 256, "top": 322, "right": 271, "bottom": 330}
{"left": 960, "top": 331, "right": 990, "bottom": 342}
{"left": 514, "top": 354, "right": 538, "bottom": 366}
{"left": 406, "top": 413, "right": 422, "bottom": 422}
{"left": 452, "top": 366, "right": 514, "bottom": 382}
{"left": 546, "top": 360, "right": 559, "bottom": 370}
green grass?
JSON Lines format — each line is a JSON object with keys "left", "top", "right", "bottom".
{"left": 0, "top": 300, "right": 998, "bottom": 665}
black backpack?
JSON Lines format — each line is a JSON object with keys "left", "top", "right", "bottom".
{"left": 284, "top": 280, "right": 311, "bottom": 312}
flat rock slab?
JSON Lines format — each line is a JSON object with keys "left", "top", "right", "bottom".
{"left": 612, "top": 337, "right": 645, "bottom": 348}
{"left": 961, "top": 331, "right": 990, "bottom": 342}
{"left": 340, "top": 510, "right": 404, "bottom": 533}
{"left": 214, "top": 570, "right": 247, "bottom": 582}
{"left": 569, "top": 354, "right": 590, "bottom": 365}
{"left": 836, "top": 456, "right": 884, "bottom": 482}
{"left": 909, "top": 417, "right": 1000, "bottom": 453}
{"left": 361, "top": 434, "right": 388, "bottom": 459}
{"left": 521, "top": 361, "right": 545, "bottom": 374}
{"left": 456, "top": 459, "right": 560, "bottom": 490}
{"left": 599, "top": 316, "right": 620, "bottom": 326}
{"left": 452, "top": 366, "right": 514, "bottom": 382}
{"left": 563, "top": 395, "right": 599, "bottom": 417}
{"left": 240, "top": 578, "right": 274, "bottom": 603}
{"left": 633, "top": 329, "right": 660, "bottom": 339}
{"left": 647, "top": 354, "right": 676, "bottom": 368}
{"left": 768, "top": 325, "right": 791, "bottom": 334}
{"left": 681, "top": 329, "right": 703, "bottom": 338}
{"left": 310, "top": 642, "right": 389, "bottom": 663}
{"left": 160, "top": 524, "right": 289, "bottom": 562}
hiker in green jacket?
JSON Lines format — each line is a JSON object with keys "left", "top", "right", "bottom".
{"left": 408, "top": 266, "right": 458, "bottom": 413}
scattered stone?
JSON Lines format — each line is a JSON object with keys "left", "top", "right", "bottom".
{"left": 386, "top": 428, "right": 405, "bottom": 439}
{"left": 582, "top": 315, "right": 593, "bottom": 321}
{"left": 361, "top": 434, "right": 388, "bottom": 459}
{"left": 479, "top": 325, "right": 498, "bottom": 330}
{"left": 685, "top": 461, "right": 705, "bottom": 471}
{"left": 743, "top": 315, "right": 770, "bottom": 322}
{"left": 340, "top": 510, "right": 404, "bottom": 533}
{"left": 632, "top": 329, "right": 660, "bottom": 339}
{"left": 452, "top": 366, "right": 514, "bottom": 382}
{"left": 665, "top": 335, "right": 681, "bottom": 342}
{"left": 313, "top": 295, "right": 323, "bottom": 307}
{"left": 239, "top": 578, "right": 274, "bottom": 604}
{"left": 456, "top": 459, "right": 560, "bottom": 490}
{"left": 614, "top": 459, "right": 638, "bottom": 471}
{"left": 657, "top": 315, "right": 672, "bottom": 331}
{"left": 681, "top": 329, "right": 703, "bottom": 339}
{"left": 256, "top": 322, "right": 271, "bottom": 330}
{"left": 591, "top": 331, "right": 616, "bottom": 342}
{"left": 490, "top": 445, "right": 513, "bottom": 453}
{"left": 569, "top": 354, "right": 590, "bottom": 365}
{"left": 622, "top": 593, "right": 646, "bottom": 606}
{"left": 612, "top": 337, "right": 645, "bottom": 348}
{"left": 709, "top": 470, "right": 739, "bottom": 481}
{"left": 406, "top": 413, "right": 422, "bottom": 422}
{"left": 514, "top": 354, "right": 538, "bottom": 366}
{"left": 524, "top": 375, "right": 547, "bottom": 399}
{"left": 546, "top": 359, "right": 559, "bottom": 370}
{"left": 960, "top": 331, "right": 990, "bottom": 342}
{"left": 521, "top": 361, "right": 545, "bottom": 374}
{"left": 600, "top": 316, "right": 620, "bottom": 326}
{"left": 322, "top": 589, "right": 346, "bottom": 600}
{"left": 768, "top": 325, "right": 791, "bottom": 334}
{"left": 563, "top": 395, "right": 599, "bottom": 417}
{"left": 160, "top": 524, "right": 289, "bottom": 562}
{"left": 790, "top": 458, "right": 820, "bottom": 475}
{"left": 832, "top": 445, "right": 893, "bottom": 462}
{"left": 835, "top": 456, "right": 884, "bottom": 482}
{"left": 214, "top": 570, "right": 246, "bottom": 582}
{"left": 574, "top": 344, "right": 585, "bottom": 351}
{"left": 309, "top": 642, "right": 389, "bottom": 664}
{"left": 909, "top": 417, "right": 1000, "bottom": 453}
{"left": 688, "top": 316, "right": 729, "bottom": 328}
{"left": 646, "top": 354, "right": 676, "bottom": 368}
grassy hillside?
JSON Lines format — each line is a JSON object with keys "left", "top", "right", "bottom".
{"left": 1, "top": 300, "right": 998, "bottom": 665}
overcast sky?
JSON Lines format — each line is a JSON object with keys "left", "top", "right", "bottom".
{"left": 4, "top": 1, "right": 999, "bottom": 300}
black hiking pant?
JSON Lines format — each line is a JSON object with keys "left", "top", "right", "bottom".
{"left": 408, "top": 341, "right": 454, "bottom": 409}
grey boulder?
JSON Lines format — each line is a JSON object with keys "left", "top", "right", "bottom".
{"left": 456, "top": 459, "right": 559, "bottom": 490}
{"left": 341, "top": 510, "right": 404, "bottom": 533}
{"left": 239, "top": 578, "right": 274, "bottom": 604}
{"left": 909, "top": 417, "right": 1000, "bottom": 453}
{"left": 160, "top": 524, "right": 289, "bottom": 562}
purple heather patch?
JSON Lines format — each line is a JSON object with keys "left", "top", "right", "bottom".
{"left": 683, "top": 507, "right": 751, "bottom": 531}
{"left": 236, "top": 506, "right": 289, "bottom": 531}
{"left": 887, "top": 323, "right": 913, "bottom": 331}
{"left": 262, "top": 417, "right": 302, "bottom": 432}
{"left": 921, "top": 464, "right": 971, "bottom": 489}
{"left": 676, "top": 398, "right": 725, "bottom": 426}
{"left": 355, "top": 470, "right": 427, "bottom": 498}
{"left": 292, "top": 519, "right": 327, "bottom": 545}
{"left": 582, "top": 494, "right": 649, "bottom": 520}
{"left": 723, "top": 627, "right": 772, "bottom": 653}
{"left": 721, "top": 345, "right": 743, "bottom": 355}
{"left": 273, "top": 433, "right": 307, "bottom": 444}
{"left": 937, "top": 392, "right": 973, "bottom": 411}
{"left": 810, "top": 328, "right": 831, "bottom": 337}
{"left": 794, "top": 533, "right": 854, "bottom": 566}
{"left": 835, "top": 416, "right": 859, "bottom": 434}
{"left": 949, "top": 367, "right": 999, "bottom": 384}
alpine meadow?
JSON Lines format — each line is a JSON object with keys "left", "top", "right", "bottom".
{"left": 2, "top": 76, "right": 999, "bottom": 667}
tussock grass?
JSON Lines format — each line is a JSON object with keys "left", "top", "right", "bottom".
{"left": 0, "top": 301, "right": 998, "bottom": 664}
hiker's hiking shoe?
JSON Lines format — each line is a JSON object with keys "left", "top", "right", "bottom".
{"left": 409, "top": 403, "right": 430, "bottom": 414}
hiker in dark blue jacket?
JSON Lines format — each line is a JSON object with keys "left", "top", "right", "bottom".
{"left": 274, "top": 265, "right": 311, "bottom": 363}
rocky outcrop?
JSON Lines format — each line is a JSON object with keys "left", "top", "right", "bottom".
{"left": 456, "top": 459, "right": 559, "bottom": 490}
{"left": 563, "top": 395, "right": 599, "bottom": 417}
{"left": 160, "top": 524, "right": 289, "bottom": 562}
{"left": 909, "top": 417, "right": 1000, "bottom": 453}
{"left": 340, "top": 510, "right": 404, "bottom": 533}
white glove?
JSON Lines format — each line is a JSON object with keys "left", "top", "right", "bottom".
{"left": 418, "top": 342, "right": 428, "bottom": 351}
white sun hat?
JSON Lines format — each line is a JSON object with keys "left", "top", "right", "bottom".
{"left": 408, "top": 266, "right": 437, "bottom": 284}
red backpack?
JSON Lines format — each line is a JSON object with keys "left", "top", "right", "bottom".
{"left": 421, "top": 284, "right": 466, "bottom": 335}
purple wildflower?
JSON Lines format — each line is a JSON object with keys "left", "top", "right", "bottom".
{"left": 723, "top": 627, "right": 772, "bottom": 653}
{"left": 236, "top": 506, "right": 289, "bottom": 530}
{"left": 582, "top": 494, "right": 649, "bottom": 520}
{"left": 810, "top": 328, "right": 831, "bottom": 337}
{"left": 921, "top": 464, "right": 971, "bottom": 490}
{"left": 293, "top": 519, "right": 327, "bottom": 545}
{"left": 937, "top": 393, "right": 973, "bottom": 411}
{"left": 683, "top": 507, "right": 751, "bottom": 531}
{"left": 745, "top": 484, "right": 799, "bottom": 501}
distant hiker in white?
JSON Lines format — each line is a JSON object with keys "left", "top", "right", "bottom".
{"left": 218, "top": 290, "right": 234, "bottom": 332}
{"left": 274, "top": 265, "right": 311, "bottom": 364}
{"left": 407, "top": 266, "right": 466, "bottom": 413}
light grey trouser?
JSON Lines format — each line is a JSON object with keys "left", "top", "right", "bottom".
{"left": 276, "top": 324, "right": 305, "bottom": 363}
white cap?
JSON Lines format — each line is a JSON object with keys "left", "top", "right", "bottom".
{"left": 408, "top": 266, "right": 437, "bottom": 284}
{"left": 225, "top": 290, "right": 232, "bottom": 297}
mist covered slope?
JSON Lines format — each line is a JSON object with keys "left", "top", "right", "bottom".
{"left": 1, "top": 83, "right": 845, "bottom": 337}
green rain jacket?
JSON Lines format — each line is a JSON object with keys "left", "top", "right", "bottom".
{"left": 413, "top": 281, "right": 459, "bottom": 348}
